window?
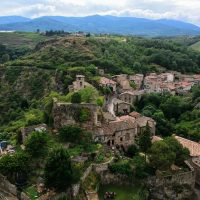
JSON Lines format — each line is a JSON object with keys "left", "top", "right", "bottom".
{"left": 80, "top": 82, "right": 83, "bottom": 86}
{"left": 120, "top": 137, "right": 123, "bottom": 142}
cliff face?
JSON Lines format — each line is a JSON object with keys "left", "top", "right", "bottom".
{"left": 0, "top": 65, "right": 63, "bottom": 127}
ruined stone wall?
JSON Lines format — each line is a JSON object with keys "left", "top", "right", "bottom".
{"left": 0, "top": 174, "right": 17, "bottom": 196}
{"left": 0, "top": 174, "right": 30, "bottom": 200}
{"left": 147, "top": 162, "right": 195, "bottom": 200}
{"left": 93, "top": 161, "right": 195, "bottom": 200}
{"left": 53, "top": 99, "right": 99, "bottom": 130}
{"left": 99, "top": 172, "right": 136, "bottom": 186}
{"left": 190, "top": 157, "right": 200, "bottom": 185}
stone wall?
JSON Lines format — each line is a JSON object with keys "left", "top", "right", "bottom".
{"left": 100, "top": 172, "right": 136, "bottom": 186}
{"left": 0, "top": 174, "right": 30, "bottom": 200}
{"left": 190, "top": 157, "right": 200, "bottom": 185}
{"left": 147, "top": 162, "right": 195, "bottom": 200}
{"left": 53, "top": 98, "right": 99, "bottom": 130}
{"left": 93, "top": 160, "right": 196, "bottom": 200}
{"left": 72, "top": 165, "right": 93, "bottom": 197}
{"left": 0, "top": 174, "right": 17, "bottom": 197}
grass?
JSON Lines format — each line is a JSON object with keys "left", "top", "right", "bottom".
{"left": 24, "top": 186, "right": 39, "bottom": 200}
{"left": 98, "top": 184, "right": 148, "bottom": 200}
{"left": 0, "top": 32, "right": 48, "bottom": 48}
{"left": 190, "top": 41, "right": 200, "bottom": 51}
{"left": 68, "top": 144, "right": 100, "bottom": 157}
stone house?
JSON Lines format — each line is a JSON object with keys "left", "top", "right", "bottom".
{"left": 174, "top": 136, "right": 200, "bottom": 186}
{"left": 129, "top": 111, "right": 141, "bottom": 119}
{"left": 119, "top": 90, "right": 145, "bottom": 105}
{"left": 175, "top": 81, "right": 194, "bottom": 94}
{"left": 129, "top": 74, "right": 144, "bottom": 90}
{"left": 68, "top": 75, "right": 92, "bottom": 92}
{"left": 160, "top": 73, "right": 175, "bottom": 82}
{"left": 21, "top": 123, "right": 48, "bottom": 143}
{"left": 99, "top": 77, "right": 117, "bottom": 92}
{"left": 94, "top": 117, "right": 138, "bottom": 149}
{"left": 135, "top": 116, "right": 156, "bottom": 135}
{"left": 113, "top": 74, "right": 132, "bottom": 92}
{"left": 112, "top": 98, "right": 132, "bottom": 115}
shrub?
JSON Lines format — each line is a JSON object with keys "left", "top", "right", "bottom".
{"left": 71, "top": 92, "right": 81, "bottom": 103}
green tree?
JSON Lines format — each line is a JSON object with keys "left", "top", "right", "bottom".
{"left": 149, "top": 141, "right": 176, "bottom": 170}
{"left": 44, "top": 147, "right": 77, "bottom": 191}
{"left": 71, "top": 92, "right": 81, "bottom": 103}
{"left": 78, "top": 108, "right": 91, "bottom": 122}
{"left": 132, "top": 155, "right": 148, "bottom": 178}
{"left": 192, "top": 85, "right": 200, "bottom": 100}
{"left": 164, "top": 137, "right": 190, "bottom": 166}
{"left": 125, "top": 144, "right": 139, "bottom": 158}
{"left": 2, "top": 54, "right": 10, "bottom": 63}
{"left": 160, "top": 96, "right": 190, "bottom": 120}
{"left": 25, "top": 131, "right": 48, "bottom": 157}
{"left": 138, "top": 124, "right": 152, "bottom": 154}
{"left": 59, "top": 125, "right": 92, "bottom": 145}
{"left": 0, "top": 151, "right": 30, "bottom": 182}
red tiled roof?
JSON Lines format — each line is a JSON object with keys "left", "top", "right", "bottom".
{"left": 152, "top": 136, "right": 163, "bottom": 143}
{"left": 100, "top": 77, "right": 116, "bottom": 85}
{"left": 129, "top": 112, "right": 141, "bottom": 118}
{"left": 175, "top": 136, "right": 200, "bottom": 157}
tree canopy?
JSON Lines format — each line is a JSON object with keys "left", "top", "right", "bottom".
{"left": 44, "top": 147, "right": 78, "bottom": 191}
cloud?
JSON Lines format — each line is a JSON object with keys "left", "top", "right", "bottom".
{"left": 0, "top": 0, "right": 200, "bottom": 25}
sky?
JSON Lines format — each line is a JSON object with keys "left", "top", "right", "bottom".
{"left": 1, "top": 0, "right": 200, "bottom": 25}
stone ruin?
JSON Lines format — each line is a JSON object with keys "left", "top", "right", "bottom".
{"left": 52, "top": 98, "right": 99, "bottom": 130}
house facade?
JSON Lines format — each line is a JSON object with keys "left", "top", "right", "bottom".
{"left": 69, "top": 75, "right": 92, "bottom": 92}
{"left": 112, "top": 98, "right": 132, "bottom": 115}
{"left": 99, "top": 77, "right": 117, "bottom": 92}
{"left": 94, "top": 118, "right": 138, "bottom": 149}
{"left": 119, "top": 90, "right": 145, "bottom": 105}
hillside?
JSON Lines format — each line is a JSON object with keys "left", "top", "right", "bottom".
{"left": 190, "top": 40, "right": 200, "bottom": 52}
{"left": 0, "top": 32, "right": 47, "bottom": 48}
{"left": 1, "top": 15, "right": 200, "bottom": 36}
{"left": 0, "top": 34, "right": 200, "bottom": 133}
{"left": 8, "top": 35, "right": 200, "bottom": 74}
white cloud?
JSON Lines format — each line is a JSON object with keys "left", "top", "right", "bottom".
{"left": 0, "top": 0, "right": 200, "bottom": 25}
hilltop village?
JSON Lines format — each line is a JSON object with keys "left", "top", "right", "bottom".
{"left": 1, "top": 66, "right": 200, "bottom": 200}
{"left": 0, "top": 33, "right": 200, "bottom": 200}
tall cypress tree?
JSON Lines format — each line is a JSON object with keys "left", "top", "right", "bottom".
{"left": 138, "top": 123, "right": 152, "bottom": 154}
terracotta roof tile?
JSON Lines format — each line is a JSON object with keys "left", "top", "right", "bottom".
{"left": 100, "top": 77, "right": 116, "bottom": 85}
{"left": 175, "top": 136, "right": 200, "bottom": 157}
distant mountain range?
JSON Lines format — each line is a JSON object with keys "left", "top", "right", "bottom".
{"left": 0, "top": 15, "right": 200, "bottom": 36}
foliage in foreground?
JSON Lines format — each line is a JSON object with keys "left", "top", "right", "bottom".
{"left": 44, "top": 147, "right": 80, "bottom": 191}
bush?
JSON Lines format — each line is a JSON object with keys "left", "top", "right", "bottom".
{"left": 78, "top": 108, "right": 91, "bottom": 122}
{"left": 109, "top": 160, "right": 134, "bottom": 176}
{"left": 25, "top": 131, "right": 48, "bottom": 158}
{"left": 71, "top": 92, "right": 81, "bottom": 103}
{"left": 44, "top": 147, "right": 79, "bottom": 191}
{"left": 59, "top": 125, "right": 92, "bottom": 145}
{"left": 125, "top": 144, "right": 139, "bottom": 158}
